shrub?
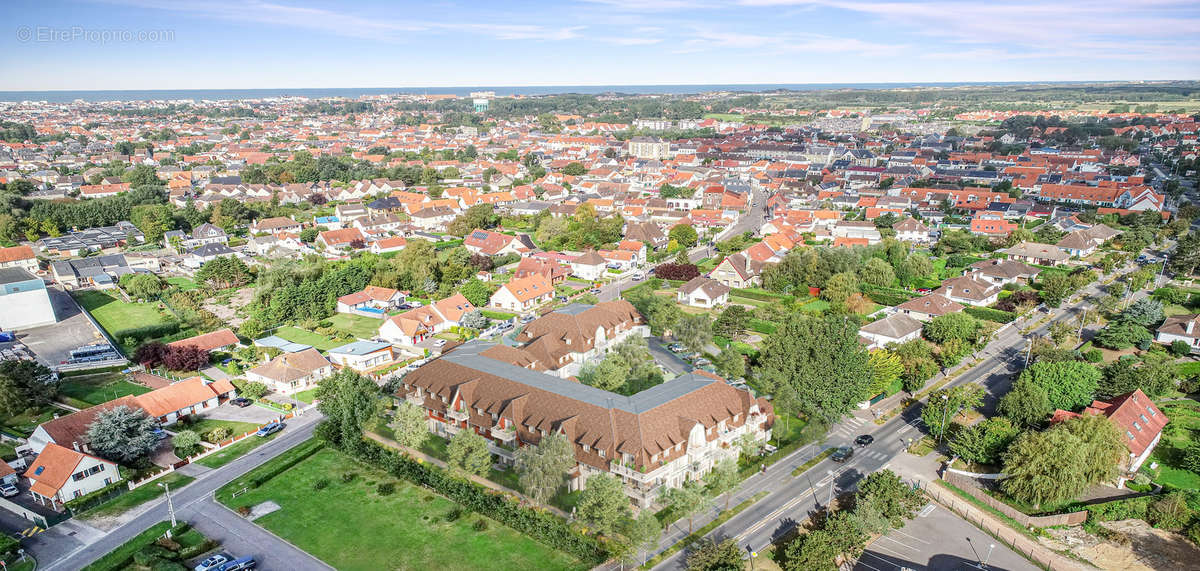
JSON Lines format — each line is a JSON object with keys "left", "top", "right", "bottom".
{"left": 964, "top": 306, "right": 1017, "bottom": 323}
{"left": 154, "top": 536, "right": 181, "bottom": 552}
{"left": 313, "top": 478, "right": 330, "bottom": 490}
{"left": 1171, "top": 340, "right": 1192, "bottom": 357}
{"left": 237, "top": 506, "right": 252, "bottom": 516}
{"left": 1083, "top": 349, "right": 1104, "bottom": 363}
{"left": 207, "top": 427, "right": 232, "bottom": 442}
{"left": 341, "top": 472, "right": 357, "bottom": 483}
{"left": 446, "top": 507, "right": 463, "bottom": 522}
{"left": 1149, "top": 492, "right": 1193, "bottom": 531}
{"left": 376, "top": 482, "right": 395, "bottom": 495}
{"left": 473, "top": 518, "right": 489, "bottom": 532}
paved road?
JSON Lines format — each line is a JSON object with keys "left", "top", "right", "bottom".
{"left": 647, "top": 337, "right": 692, "bottom": 375}
{"left": 647, "top": 264, "right": 1138, "bottom": 570}
{"left": 43, "top": 413, "right": 328, "bottom": 571}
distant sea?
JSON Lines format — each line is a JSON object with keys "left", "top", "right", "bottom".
{"left": 0, "top": 82, "right": 1068, "bottom": 103}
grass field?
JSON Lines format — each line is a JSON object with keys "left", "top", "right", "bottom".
{"left": 217, "top": 446, "right": 585, "bottom": 571}
{"left": 82, "top": 473, "right": 195, "bottom": 519}
{"left": 74, "top": 290, "right": 174, "bottom": 337}
{"left": 166, "top": 277, "right": 201, "bottom": 291}
{"left": 272, "top": 326, "right": 341, "bottom": 351}
{"left": 0, "top": 404, "right": 66, "bottom": 437}
{"left": 1146, "top": 400, "right": 1200, "bottom": 489}
{"left": 195, "top": 431, "right": 280, "bottom": 468}
{"left": 81, "top": 521, "right": 172, "bottom": 571}
{"left": 59, "top": 375, "right": 150, "bottom": 407}
{"left": 327, "top": 313, "right": 384, "bottom": 339}
{"left": 293, "top": 388, "right": 318, "bottom": 403}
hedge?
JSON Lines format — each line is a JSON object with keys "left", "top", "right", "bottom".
{"left": 110, "top": 321, "right": 182, "bottom": 343}
{"left": 327, "top": 436, "right": 609, "bottom": 565}
{"left": 247, "top": 439, "right": 326, "bottom": 488}
{"left": 81, "top": 521, "right": 172, "bottom": 571}
{"left": 64, "top": 479, "right": 128, "bottom": 512}
{"left": 963, "top": 306, "right": 1017, "bottom": 323}
{"left": 730, "top": 288, "right": 790, "bottom": 302}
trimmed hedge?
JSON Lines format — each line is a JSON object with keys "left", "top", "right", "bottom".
{"left": 963, "top": 306, "right": 1017, "bottom": 324}
{"left": 64, "top": 479, "right": 127, "bottom": 512}
{"left": 860, "top": 283, "right": 919, "bottom": 307}
{"left": 329, "top": 436, "right": 609, "bottom": 565}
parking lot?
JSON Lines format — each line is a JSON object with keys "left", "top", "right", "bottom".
{"left": 854, "top": 503, "right": 1037, "bottom": 571}
{"left": 12, "top": 286, "right": 116, "bottom": 367}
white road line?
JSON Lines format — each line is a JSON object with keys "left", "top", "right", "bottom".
{"left": 865, "top": 542, "right": 910, "bottom": 559}
{"left": 880, "top": 536, "right": 919, "bottom": 552}
{"left": 854, "top": 555, "right": 885, "bottom": 571}
{"left": 892, "top": 529, "right": 932, "bottom": 545}
{"left": 862, "top": 550, "right": 900, "bottom": 567}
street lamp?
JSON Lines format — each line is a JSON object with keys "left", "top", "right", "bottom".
{"left": 746, "top": 545, "right": 757, "bottom": 571}
{"left": 158, "top": 481, "right": 177, "bottom": 530}
{"left": 826, "top": 469, "right": 836, "bottom": 507}
{"left": 982, "top": 543, "right": 996, "bottom": 568}
{"left": 940, "top": 394, "right": 950, "bottom": 442}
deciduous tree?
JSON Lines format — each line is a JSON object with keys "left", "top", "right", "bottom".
{"left": 447, "top": 429, "right": 492, "bottom": 478}
{"left": 514, "top": 432, "right": 576, "bottom": 506}
{"left": 758, "top": 314, "right": 873, "bottom": 423}
{"left": 0, "top": 360, "right": 57, "bottom": 416}
{"left": 577, "top": 474, "right": 630, "bottom": 536}
{"left": 390, "top": 401, "right": 429, "bottom": 450}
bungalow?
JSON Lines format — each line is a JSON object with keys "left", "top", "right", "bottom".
{"left": 895, "top": 294, "right": 964, "bottom": 322}
{"left": 1051, "top": 389, "right": 1168, "bottom": 487}
{"left": 934, "top": 275, "right": 1000, "bottom": 307}
{"left": 370, "top": 236, "right": 407, "bottom": 254}
{"left": 570, "top": 251, "right": 608, "bottom": 281}
{"left": 169, "top": 223, "right": 228, "bottom": 252}
{"left": 0, "top": 245, "right": 39, "bottom": 273}
{"left": 1056, "top": 224, "right": 1120, "bottom": 258}
{"left": 26, "top": 444, "right": 119, "bottom": 508}
{"left": 336, "top": 285, "right": 406, "bottom": 318}
{"left": 859, "top": 313, "right": 923, "bottom": 349}
{"left": 463, "top": 229, "right": 525, "bottom": 256}
{"left": 318, "top": 228, "right": 367, "bottom": 250}
{"left": 327, "top": 340, "right": 396, "bottom": 373}
{"left": 251, "top": 216, "right": 303, "bottom": 234}
{"left": 245, "top": 348, "right": 334, "bottom": 395}
{"left": 1001, "top": 242, "right": 1070, "bottom": 266}
{"left": 892, "top": 217, "right": 932, "bottom": 244}
{"left": 676, "top": 277, "right": 730, "bottom": 308}
{"left": 134, "top": 376, "right": 237, "bottom": 424}
{"left": 184, "top": 244, "right": 238, "bottom": 269}
{"left": 1156, "top": 314, "right": 1200, "bottom": 352}
{"left": 167, "top": 328, "right": 240, "bottom": 354}
{"left": 968, "top": 259, "right": 1041, "bottom": 287}
{"left": 624, "top": 221, "right": 668, "bottom": 250}
{"left": 490, "top": 274, "right": 554, "bottom": 312}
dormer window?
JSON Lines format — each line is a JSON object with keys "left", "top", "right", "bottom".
{"left": 1133, "top": 422, "right": 1142, "bottom": 431}
{"left": 1126, "top": 431, "right": 1135, "bottom": 440}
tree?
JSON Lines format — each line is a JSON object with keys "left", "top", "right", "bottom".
{"left": 1099, "top": 354, "right": 1179, "bottom": 399}
{"left": 1017, "top": 360, "right": 1101, "bottom": 410}
{"left": 855, "top": 469, "right": 924, "bottom": 526}
{"left": 446, "top": 205, "right": 500, "bottom": 236}
{"left": 685, "top": 538, "right": 743, "bottom": 571}
{"left": 998, "top": 377, "right": 1053, "bottom": 427}
{"left": 772, "top": 383, "right": 801, "bottom": 435}
{"left": 130, "top": 203, "right": 174, "bottom": 243}
{"left": 713, "top": 305, "right": 749, "bottom": 339}
{"left": 663, "top": 481, "right": 711, "bottom": 534}
{"left": 921, "top": 384, "right": 984, "bottom": 441}
{"left": 1038, "top": 272, "right": 1074, "bottom": 307}
{"left": 655, "top": 263, "right": 700, "bottom": 281}
{"left": 892, "top": 339, "right": 937, "bottom": 393}
{"left": 576, "top": 474, "right": 629, "bottom": 536}
{"left": 133, "top": 341, "right": 168, "bottom": 368}
{"left": 195, "top": 256, "right": 253, "bottom": 289}
{"left": 119, "top": 273, "right": 163, "bottom": 301}
{"left": 579, "top": 354, "right": 628, "bottom": 392}
{"left": 164, "top": 345, "right": 209, "bottom": 371}
{"left": 460, "top": 310, "right": 488, "bottom": 330}
{"left": 820, "top": 272, "right": 859, "bottom": 308}
{"left": 1094, "top": 320, "right": 1152, "bottom": 350}
{"left": 1002, "top": 414, "right": 1124, "bottom": 508}
{"left": 867, "top": 349, "right": 903, "bottom": 397}
{"left": 390, "top": 402, "right": 429, "bottom": 450}
{"left": 784, "top": 528, "right": 840, "bottom": 571}
{"left": 459, "top": 278, "right": 493, "bottom": 307}
{"left": 238, "top": 380, "right": 268, "bottom": 399}
{"left": 922, "top": 313, "right": 981, "bottom": 345}
{"left": 626, "top": 511, "right": 662, "bottom": 566}
{"left": 514, "top": 432, "right": 576, "bottom": 506}
{"left": 675, "top": 314, "right": 712, "bottom": 353}
{"left": 758, "top": 314, "right": 873, "bottom": 423}
{"left": 669, "top": 224, "right": 699, "bottom": 248}
{"left": 0, "top": 360, "right": 57, "bottom": 416}
{"left": 315, "top": 370, "right": 380, "bottom": 446}
{"left": 85, "top": 405, "right": 160, "bottom": 463}
{"left": 1121, "top": 298, "right": 1165, "bottom": 327}
{"left": 949, "top": 416, "right": 1020, "bottom": 464}
{"left": 859, "top": 258, "right": 895, "bottom": 288}
{"left": 173, "top": 429, "right": 202, "bottom": 456}
{"left": 713, "top": 347, "right": 746, "bottom": 379}
{"left": 447, "top": 429, "right": 492, "bottom": 477}
{"left": 704, "top": 459, "right": 739, "bottom": 511}
{"left": 1058, "top": 413, "right": 1125, "bottom": 485}
{"left": 562, "top": 162, "right": 587, "bottom": 176}
{"left": 898, "top": 253, "right": 933, "bottom": 287}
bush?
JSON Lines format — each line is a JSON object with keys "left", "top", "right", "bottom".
{"left": 1171, "top": 340, "right": 1192, "bottom": 357}
{"left": 1083, "top": 349, "right": 1104, "bottom": 363}
{"left": 964, "top": 306, "right": 1017, "bottom": 323}
{"left": 341, "top": 472, "right": 357, "bottom": 483}
{"left": 313, "top": 478, "right": 330, "bottom": 490}
{"left": 112, "top": 322, "right": 182, "bottom": 344}
{"left": 206, "top": 427, "right": 232, "bottom": 442}
{"left": 446, "top": 507, "right": 463, "bottom": 522}
{"left": 1149, "top": 492, "right": 1194, "bottom": 531}
{"left": 473, "top": 518, "right": 489, "bottom": 531}
{"left": 237, "top": 506, "right": 252, "bottom": 516}
{"left": 376, "top": 482, "right": 395, "bottom": 495}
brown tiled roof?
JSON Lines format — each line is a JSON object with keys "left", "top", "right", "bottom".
{"left": 247, "top": 348, "right": 330, "bottom": 384}
{"left": 896, "top": 293, "right": 963, "bottom": 316}
{"left": 28, "top": 443, "right": 110, "bottom": 498}
{"left": 0, "top": 245, "right": 35, "bottom": 263}
{"left": 133, "top": 376, "right": 231, "bottom": 418}
{"left": 499, "top": 274, "right": 553, "bottom": 303}
{"left": 167, "top": 328, "right": 239, "bottom": 352}
{"left": 678, "top": 276, "right": 730, "bottom": 299}
{"left": 515, "top": 301, "right": 642, "bottom": 361}
{"left": 37, "top": 396, "right": 141, "bottom": 449}
{"left": 968, "top": 259, "right": 1040, "bottom": 280}
{"left": 1158, "top": 314, "right": 1200, "bottom": 340}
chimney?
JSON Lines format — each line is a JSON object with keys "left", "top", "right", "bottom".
{"left": 1188, "top": 320, "right": 1195, "bottom": 335}
{"left": 72, "top": 441, "right": 80, "bottom": 452}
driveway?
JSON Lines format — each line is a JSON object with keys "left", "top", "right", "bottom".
{"left": 647, "top": 337, "right": 691, "bottom": 376}
{"left": 197, "top": 401, "right": 283, "bottom": 424}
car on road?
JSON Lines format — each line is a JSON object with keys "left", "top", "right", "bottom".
{"left": 229, "top": 397, "right": 253, "bottom": 408}
{"left": 195, "top": 554, "right": 231, "bottom": 571}
{"left": 217, "top": 557, "right": 257, "bottom": 571}
{"left": 433, "top": 339, "right": 447, "bottom": 347}
{"left": 255, "top": 422, "right": 283, "bottom": 437}
{"left": 0, "top": 483, "right": 17, "bottom": 498}
{"left": 667, "top": 343, "right": 685, "bottom": 352}
{"left": 632, "top": 272, "right": 645, "bottom": 281}
{"left": 520, "top": 314, "right": 535, "bottom": 323}
{"left": 854, "top": 434, "right": 875, "bottom": 447}
{"left": 831, "top": 446, "right": 854, "bottom": 462}
{"left": 589, "top": 288, "right": 602, "bottom": 294}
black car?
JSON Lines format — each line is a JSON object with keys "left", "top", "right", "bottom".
{"left": 230, "top": 397, "right": 253, "bottom": 407}
{"left": 831, "top": 446, "right": 854, "bottom": 462}
{"left": 854, "top": 434, "right": 874, "bottom": 447}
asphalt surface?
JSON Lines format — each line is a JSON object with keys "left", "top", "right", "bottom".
{"left": 855, "top": 502, "right": 1037, "bottom": 571}
{"left": 42, "top": 412, "right": 329, "bottom": 571}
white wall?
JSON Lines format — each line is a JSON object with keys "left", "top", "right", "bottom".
{"left": 0, "top": 288, "right": 57, "bottom": 329}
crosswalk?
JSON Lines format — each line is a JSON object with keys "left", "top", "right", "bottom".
{"left": 18, "top": 525, "right": 43, "bottom": 537}
{"left": 829, "top": 416, "right": 867, "bottom": 438}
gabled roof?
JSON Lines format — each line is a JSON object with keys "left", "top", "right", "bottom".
{"left": 860, "top": 313, "right": 923, "bottom": 340}
{"left": 247, "top": 348, "right": 331, "bottom": 384}
{"left": 27, "top": 443, "right": 112, "bottom": 498}
{"left": 167, "top": 328, "right": 239, "bottom": 352}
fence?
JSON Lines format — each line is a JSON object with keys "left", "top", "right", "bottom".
{"left": 922, "top": 481, "right": 1084, "bottom": 571}
{"left": 942, "top": 472, "right": 1088, "bottom": 528}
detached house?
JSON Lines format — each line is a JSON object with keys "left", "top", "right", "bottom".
{"left": 463, "top": 229, "right": 526, "bottom": 256}
{"left": 251, "top": 216, "right": 303, "bottom": 234}
{"left": 328, "top": 340, "right": 395, "bottom": 373}
{"left": 245, "top": 348, "right": 334, "bottom": 395}
{"left": 676, "top": 277, "right": 730, "bottom": 308}
{"left": 711, "top": 252, "right": 764, "bottom": 289}
{"left": 892, "top": 217, "right": 932, "bottom": 244}
{"left": 513, "top": 257, "right": 570, "bottom": 285}
{"left": 318, "top": 228, "right": 367, "bottom": 250}
{"left": 1001, "top": 242, "right": 1070, "bottom": 267}
{"left": 934, "top": 275, "right": 1000, "bottom": 307}
{"left": 896, "top": 293, "right": 964, "bottom": 322}
{"left": 26, "top": 444, "right": 119, "bottom": 509}
{"left": 378, "top": 293, "right": 475, "bottom": 348}
{"left": 336, "top": 285, "right": 406, "bottom": 318}
{"left": 0, "top": 245, "right": 39, "bottom": 273}
{"left": 968, "top": 259, "right": 1041, "bottom": 287}
{"left": 570, "top": 251, "right": 608, "bottom": 281}
{"left": 1156, "top": 314, "right": 1200, "bottom": 352}
{"left": 490, "top": 274, "right": 554, "bottom": 312}
{"left": 1051, "top": 389, "right": 1168, "bottom": 487}
{"left": 859, "top": 313, "right": 923, "bottom": 349}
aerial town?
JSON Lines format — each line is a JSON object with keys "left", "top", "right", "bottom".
{"left": 1, "top": 3, "right": 1200, "bottom": 571}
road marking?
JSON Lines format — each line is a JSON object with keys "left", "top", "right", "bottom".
{"left": 880, "top": 535, "right": 919, "bottom": 552}
{"left": 892, "top": 528, "right": 932, "bottom": 545}
{"left": 854, "top": 555, "right": 885, "bottom": 571}
{"left": 918, "top": 504, "right": 936, "bottom": 517}
{"left": 865, "top": 541, "right": 910, "bottom": 559}
{"left": 735, "top": 486, "right": 819, "bottom": 540}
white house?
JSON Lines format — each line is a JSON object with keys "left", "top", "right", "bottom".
{"left": 327, "top": 340, "right": 396, "bottom": 373}
{"left": 859, "top": 313, "right": 923, "bottom": 349}
{"left": 378, "top": 294, "right": 475, "bottom": 348}
{"left": 676, "top": 277, "right": 730, "bottom": 308}
{"left": 892, "top": 217, "right": 932, "bottom": 244}
{"left": 1157, "top": 314, "right": 1200, "bottom": 352}
{"left": 26, "top": 443, "right": 119, "bottom": 508}
{"left": 0, "top": 245, "right": 39, "bottom": 273}
{"left": 934, "top": 275, "right": 1000, "bottom": 307}
{"left": 245, "top": 348, "right": 334, "bottom": 395}
{"left": 490, "top": 274, "right": 554, "bottom": 312}
{"left": 570, "top": 251, "right": 608, "bottom": 281}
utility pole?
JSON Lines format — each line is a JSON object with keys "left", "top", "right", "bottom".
{"left": 159, "top": 481, "right": 177, "bottom": 531}
{"left": 1077, "top": 306, "right": 1090, "bottom": 339}
{"left": 1024, "top": 336, "right": 1033, "bottom": 368}
{"left": 939, "top": 394, "right": 950, "bottom": 442}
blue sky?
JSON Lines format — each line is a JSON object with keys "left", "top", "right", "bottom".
{"left": 0, "top": 0, "right": 1197, "bottom": 91}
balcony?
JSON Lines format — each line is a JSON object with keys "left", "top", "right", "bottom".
{"left": 404, "top": 392, "right": 424, "bottom": 407}
{"left": 490, "top": 425, "right": 517, "bottom": 443}
{"left": 446, "top": 408, "right": 469, "bottom": 422}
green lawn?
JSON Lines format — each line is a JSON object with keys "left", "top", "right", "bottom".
{"left": 59, "top": 375, "right": 150, "bottom": 407}
{"left": 176, "top": 418, "right": 261, "bottom": 441}
{"left": 272, "top": 326, "right": 342, "bottom": 351}
{"left": 82, "top": 473, "right": 195, "bottom": 519}
{"left": 327, "top": 313, "right": 384, "bottom": 340}
{"left": 195, "top": 431, "right": 280, "bottom": 468}
{"left": 0, "top": 404, "right": 65, "bottom": 437}
{"left": 293, "top": 389, "right": 319, "bottom": 404}
{"left": 73, "top": 290, "right": 173, "bottom": 338}
{"left": 799, "top": 299, "right": 830, "bottom": 312}
{"left": 166, "top": 277, "right": 201, "bottom": 291}
{"left": 81, "top": 521, "right": 172, "bottom": 571}
{"left": 217, "top": 446, "right": 585, "bottom": 571}
{"left": 1145, "top": 400, "right": 1200, "bottom": 489}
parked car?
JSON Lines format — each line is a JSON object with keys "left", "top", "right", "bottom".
{"left": 433, "top": 339, "right": 447, "bottom": 347}
{"left": 217, "top": 556, "right": 256, "bottom": 571}
{"left": 152, "top": 428, "right": 168, "bottom": 440}
{"left": 520, "top": 314, "right": 535, "bottom": 323}
{"left": 557, "top": 296, "right": 569, "bottom": 302}
{"left": 854, "top": 434, "right": 875, "bottom": 447}
{"left": 229, "top": 397, "right": 253, "bottom": 408}
{"left": 195, "top": 554, "right": 231, "bottom": 571}
{"left": 589, "top": 288, "right": 602, "bottom": 295}
{"left": 632, "top": 272, "right": 645, "bottom": 281}
{"left": 694, "top": 358, "right": 712, "bottom": 368}
{"left": 255, "top": 422, "right": 283, "bottom": 437}
{"left": 0, "top": 483, "right": 18, "bottom": 498}
{"left": 831, "top": 446, "right": 854, "bottom": 462}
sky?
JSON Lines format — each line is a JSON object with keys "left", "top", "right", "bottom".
{"left": 0, "top": 0, "right": 1198, "bottom": 91}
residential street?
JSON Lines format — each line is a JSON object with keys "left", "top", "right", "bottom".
{"left": 42, "top": 411, "right": 328, "bottom": 571}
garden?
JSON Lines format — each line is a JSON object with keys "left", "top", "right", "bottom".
{"left": 217, "top": 444, "right": 587, "bottom": 571}
{"left": 81, "top": 521, "right": 217, "bottom": 571}
{"left": 73, "top": 289, "right": 182, "bottom": 353}
{"left": 58, "top": 374, "right": 151, "bottom": 408}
